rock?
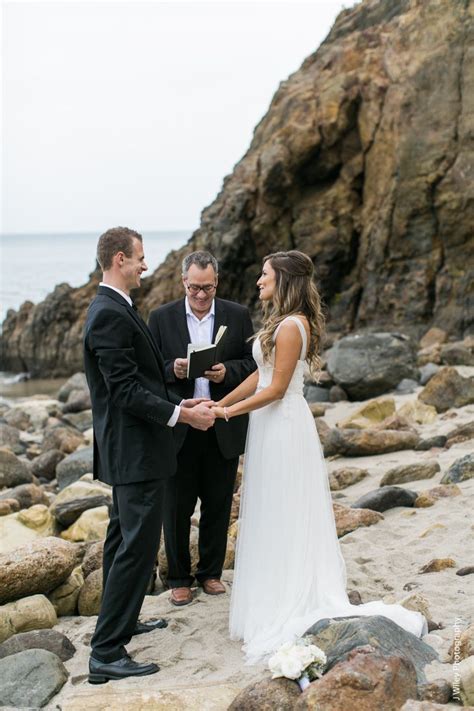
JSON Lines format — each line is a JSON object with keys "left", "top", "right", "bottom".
{"left": 0, "top": 499, "right": 19, "bottom": 516}
{"left": 0, "top": 628, "right": 75, "bottom": 662}
{"left": 449, "top": 623, "right": 474, "bottom": 662}
{"left": 419, "top": 558, "right": 456, "bottom": 574}
{"left": 446, "top": 420, "right": 474, "bottom": 447}
{"left": 304, "top": 384, "right": 330, "bottom": 402}
{"left": 415, "top": 436, "right": 447, "bottom": 451}
{"left": 398, "top": 400, "right": 438, "bottom": 425}
{"left": 324, "top": 428, "right": 419, "bottom": 457}
{"left": 327, "top": 333, "right": 417, "bottom": 400}
{"left": 380, "top": 461, "right": 440, "bottom": 486}
{"left": 17, "top": 504, "right": 56, "bottom": 536}
{"left": 52, "top": 494, "right": 112, "bottom": 527}
{"left": 308, "top": 402, "right": 331, "bottom": 417}
{"left": 419, "top": 363, "right": 441, "bottom": 386}
{"left": 414, "top": 484, "right": 462, "bottom": 508}
{"left": 0, "top": 537, "right": 79, "bottom": 604}
{"left": 401, "top": 701, "right": 461, "bottom": 710}
{"left": 329, "top": 467, "right": 368, "bottom": 491}
{"left": 419, "top": 329, "right": 448, "bottom": 350}
{"left": 51, "top": 474, "right": 111, "bottom": 508}
{"left": 347, "top": 590, "right": 362, "bottom": 605}
{"left": 57, "top": 372, "right": 89, "bottom": 402}
{"left": 0, "top": 594, "right": 57, "bottom": 643}
{"left": 41, "top": 425, "right": 85, "bottom": 455}
{"left": 441, "top": 454, "right": 474, "bottom": 484}
{"left": 303, "top": 616, "right": 437, "bottom": 684}
{"left": 30, "top": 449, "right": 66, "bottom": 480}
{"left": 0, "top": 448, "right": 33, "bottom": 488}
{"left": 48, "top": 566, "right": 84, "bottom": 616}
{"left": 352, "top": 486, "right": 417, "bottom": 512}
{"left": 61, "top": 409, "right": 93, "bottom": 432}
{"left": 229, "top": 677, "right": 300, "bottom": 710}
{"left": 81, "top": 540, "right": 104, "bottom": 579}
{"left": 333, "top": 503, "right": 383, "bottom": 537}
{"left": 399, "top": 593, "right": 432, "bottom": 620}
{"left": 396, "top": 378, "right": 419, "bottom": 394}
{"left": 417, "top": 345, "right": 442, "bottom": 367}
{"left": 0, "top": 648, "right": 68, "bottom": 708}
{"left": 3, "top": 408, "right": 31, "bottom": 431}
{"left": 329, "top": 385, "right": 348, "bottom": 402}
{"left": 417, "top": 679, "right": 452, "bottom": 704}
{"left": 418, "top": 367, "right": 474, "bottom": 412}
{"left": 457, "top": 566, "right": 474, "bottom": 576}
{"left": 441, "top": 341, "right": 474, "bottom": 366}
{"left": 295, "top": 646, "right": 418, "bottom": 710}
{"left": 77, "top": 568, "right": 102, "bottom": 615}
{"left": 56, "top": 446, "right": 94, "bottom": 489}
{"left": 60, "top": 505, "right": 109, "bottom": 542}
{"left": 418, "top": 523, "right": 447, "bottom": 539}
{"left": 0, "top": 424, "right": 22, "bottom": 453}
{"left": 0, "top": 483, "right": 49, "bottom": 510}
{"left": 62, "top": 388, "right": 92, "bottom": 414}
{"left": 458, "top": 656, "right": 474, "bottom": 706}
{"left": 338, "top": 396, "right": 395, "bottom": 429}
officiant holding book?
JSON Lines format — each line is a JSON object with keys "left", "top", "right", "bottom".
{"left": 148, "top": 251, "right": 256, "bottom": 605}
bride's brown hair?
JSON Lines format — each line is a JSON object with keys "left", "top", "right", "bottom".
{"left": 257, "top": 250, "right": 325, "bottom": 376}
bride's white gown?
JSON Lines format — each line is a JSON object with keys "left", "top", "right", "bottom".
{"left": 229, "top": 316, "right": 427, "bottom": 664}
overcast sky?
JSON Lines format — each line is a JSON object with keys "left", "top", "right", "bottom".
{"left": 2, "top": 0, "right": 346, "bottom": 234}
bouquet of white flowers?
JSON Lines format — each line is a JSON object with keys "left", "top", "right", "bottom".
{"left": 268, "top": 638, "right": 327, "bottom": 691}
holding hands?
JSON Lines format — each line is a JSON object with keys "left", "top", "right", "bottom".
{"left": 179, "top": 398, "right": 216, "bottom": 431}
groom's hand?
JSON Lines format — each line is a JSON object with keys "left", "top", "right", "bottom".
{"left": 181, "top": 398, "right": 215, "bottom": 408}
{"left": 178, "top": 403, "right": 216, "bottom": 430}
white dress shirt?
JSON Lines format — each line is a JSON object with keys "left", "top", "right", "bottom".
{"left": 185, "top": 297, "right": 215, "bottom": 400}
{"left": 99, "top": 282, "right": 180, "bottom": 427}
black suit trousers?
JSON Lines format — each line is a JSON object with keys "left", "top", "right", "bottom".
{"left": 91, "top": 478, "right": 166, "bottom": 662}
{"left": 164, "top": 428, "right": 238, "bottom": 587}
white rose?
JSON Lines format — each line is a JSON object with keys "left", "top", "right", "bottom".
{"left": 280, "top": 656, "right": 303, "bottom": 679}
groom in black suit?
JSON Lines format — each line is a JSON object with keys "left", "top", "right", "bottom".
{"left": 83, "top": 227, "right": 215, "bottom": 683}
{"left": 149, "top": 251, "right": 256, "bottom": 605}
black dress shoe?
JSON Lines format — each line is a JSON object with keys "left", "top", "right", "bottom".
{"left": 88, "top": 654, "right": 159, "bottom": 684}
{"left": 134, "top": 619, "right": 168, "bottom": 635}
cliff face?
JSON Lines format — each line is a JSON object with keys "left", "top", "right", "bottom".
{"left": 2, "top": 0, "right": 473, "bottom": 376}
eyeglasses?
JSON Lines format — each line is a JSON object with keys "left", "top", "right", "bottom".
{"left": 185, "top": 283, "right": 217, "bottom": 295}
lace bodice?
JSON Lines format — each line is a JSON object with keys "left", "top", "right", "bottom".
{"left": 253, "top": 316, "right": 309, "bottom": 396}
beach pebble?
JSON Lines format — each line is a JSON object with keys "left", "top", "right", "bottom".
{"left": 396, "top": 378, "right": 419, "bottom": 394}
{"left": 419, "top": 328, "right": 447, "bottom": 350}
{"left": 0, "top": 483, "right": 49, "bottom": 510}
{"left": 333, "top": 503, "right": 383, "bottom": 537}
{"left": 440, "top": 341, "right": 474, "bottom": 366}
{"left": 329, "top": 467, "right": 369, "bottom": 491}
{"left": 380, "top": 461, "right": 439, "bottom": 486}
{"left": 418, "top": 367, "right": 474, "bottom": 412}
{"left": 419, "top": 363, "right": 440, "bottom": 386}
{"left": 457, "top": 566, "right": 474, "bottom": 576}
{"left": 62, "top": 389, "right": 92, "bottom": 414}
{"left": 440, "top": 453, "right": 474, "bottom": 484}
{"left": 414, "top": 484, "right": 461, "bottom": 508}
{"left": 338, "top": 396, "right": 395, "bottom": 429}
{"left": 62, "top": 409, "right": 93, "bottom": 432}
{"left": 0, "top": 448, "right": 33, "bottom": 488}
{"left": 42, "top": 425, "right": 85, "bottom": 455}
{"left": 57, "top": 372, "right": 89, "bottom": 403}
{"left": 415, "top": 436, "right": 447, "bottom": 451}
{"left": 56, "top": 446, "right": 94, "bottom": 490}
{"left": 30, "top": 449, "right": 65, "bottom": 480}
{"left": 229, "top": 677, "right": 300, "bottom": 710}
{"left": 398, "top": 400, "right": 438, "bottom": 425}
{"left": 352, "top": 486, "right": 417, "bottom": 512}
{"left": 419, "top": 558, "right": 456, "bottom": 574}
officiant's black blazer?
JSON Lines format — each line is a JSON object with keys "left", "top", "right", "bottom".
{"left": 148, "top": 297, "right": 256, "bottom": 459}
{"left": 83, "top": 286, "right": 182, "bottom": 486}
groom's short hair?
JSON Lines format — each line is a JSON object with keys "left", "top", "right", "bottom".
{"left": 97, "top": 227, "right": 143, "bottom": 271}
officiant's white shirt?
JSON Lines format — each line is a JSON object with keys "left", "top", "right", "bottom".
{"left": 185, "top": 296, "right": 215, "bottom": 400}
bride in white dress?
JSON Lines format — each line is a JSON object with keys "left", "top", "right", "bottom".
{"left": 212, "top": 250, "right": 427, "bottom": 664}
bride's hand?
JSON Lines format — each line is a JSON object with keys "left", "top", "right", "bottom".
{"left": 212, "top": 406, "right": 226, "bottom": 419}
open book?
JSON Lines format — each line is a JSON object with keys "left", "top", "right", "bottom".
{"left": 186, "top": 325, "right": 227, "bottom": 379}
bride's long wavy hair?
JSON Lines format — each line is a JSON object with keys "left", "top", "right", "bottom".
{"left": 257, "top": 250, "right": 325, "bottom": 376}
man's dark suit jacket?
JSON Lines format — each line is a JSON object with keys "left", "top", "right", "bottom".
{"left": 148, "top": 297, "right": 256, "bottom": 459}
{"left": 83, "top": 286, "right": 182, "bottom": 486}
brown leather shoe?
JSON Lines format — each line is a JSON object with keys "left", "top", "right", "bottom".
{"left": 170, "top": 587, "right": 193, "bottom": 606}
{"left": 201, "top": 578, "right": 226, "bottom": 595}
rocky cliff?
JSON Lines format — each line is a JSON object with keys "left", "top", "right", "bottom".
{"left": 2, "top": 0, "right": 473, "bottom": 376}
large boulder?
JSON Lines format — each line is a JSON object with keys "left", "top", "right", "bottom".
{"left": 0, "top": 536, "right": 79, "bottom": 604}
{"left": 0, "top": 448, "right": 33, "bottom": 488}
{"left": 0, "top": 648, "right": 68, "bottom": 708}
{"left": 337, "top": 396, "right": 396, "bottom": 429}
{"left": 0, "top": 594, "right": 57, "bottom": 644}
{"left": 56, "top": 446, "right": 94, "bottom": 489}
{"left": 327, "top": 334, "right": 417, "bottom": 400}
{"left": 0, "top": 628, "right": 75, "bottom": 662}
{"left": 418, "top": 367, "right": 474, "bottom": 412}
{"left": 52, "top": 493, "right": 112, "bottom": 527}
{"left": 324, "top": 428, "right": 419, "bottom": 457}
{"left": 229, "top": 677, "right": 300, "bottom": 710}
{"left": 60, "top": 505, "right": 109, "bottom": 542}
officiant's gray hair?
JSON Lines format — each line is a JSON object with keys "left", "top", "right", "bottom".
{"left": 182, "top": 251, "right": 218, "bottom": 276}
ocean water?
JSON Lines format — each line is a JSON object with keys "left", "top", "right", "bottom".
{"left": 0, "top": 230, "right": 190, "bottom": 326}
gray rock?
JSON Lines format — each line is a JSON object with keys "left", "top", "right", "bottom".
{"left": 324, "top": 428, "right": 419, "bottom": 457}
{"left": 415, "top": 436, "right": 447, "bottom": 451}
{"left": 56, "top": 446, "right": 94, "bottom": 490}
{"left": 30, "top": 449, "right": 66, "bottom": 480}
{"left": 81, "top": 540, "right": 104, "bottom": 579}
{"left": 327, "top": 333, "right": 417, "bottom": 400}
{"left": 53, "top": 494, "right": 112, "bottom": 527}
{"left": 304, "top": 384, "right": 330, "bottom": 402}
{"left": 418, "top": 367, "right": 474, "bottom": 412}
{"left": 0, "top": 629, "right": 75, "bottom": 662}
{"left": 380, "top": 461, "right": 440, "bottom": 486}
{"left": 0, "top": 448, "right": 33, "bottom": 488}
{"left": 329, "top": 384, "right": 349, "bottom": 402}
{"left": 62, "top": 389, "right": 92, "bottom": 414}
{"left": 440, "top": 342, "right": 474, "bottom": 366}
{"left": 62, "top": 409, "right": 93, "bottom": 432}
{"left": 0, "top": 483, "right": 49, "bottom": 510}
{"left": 304, "top": 615, "right": 437, "bottom": 684}
{"left": 396, "top": 378, "right": 419, "bottom": 394}
{"left": 441, "top": 454, "right": 474, "bottom": 484}
{"left": 0, "top": 649, "right": 68, "bottom": 707}
{"left": 0, "top": 424, "right": 21, "bottom": 452}
{"left": 419, "top": 363, "right": 440, "bottom": 386}
{"left": 57, "top": 372, "right": 89, "bottom": 402}
{"left": 352, "top": 486, "right": 418, "bottom": 512}
{"left": 3, "top": 409, "right": 31, "bottom": 431}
